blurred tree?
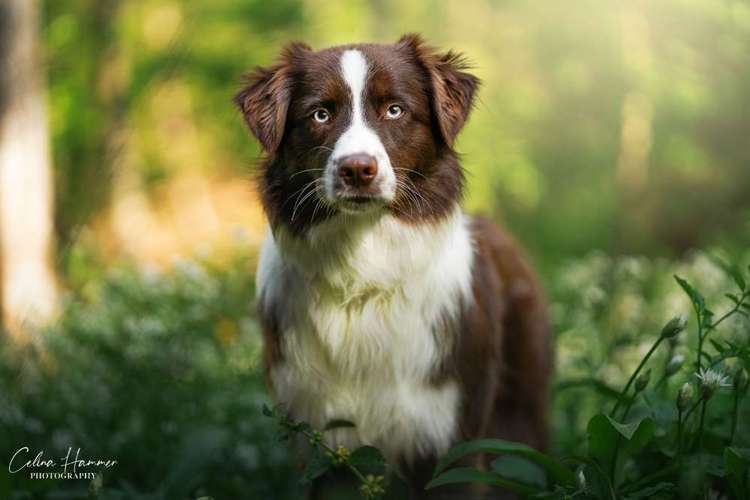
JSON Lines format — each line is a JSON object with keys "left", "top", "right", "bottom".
{"left": 43, "top": 0, "right": 304, "bottom": 259}
{"left": 0, "top": 0, "right": 58, "bottom": 335}
{"left": 44, "top": 0, "right": 124, "bottom": 246}
{"left": 35, "top": 0, "right": 750, "bottom": 276}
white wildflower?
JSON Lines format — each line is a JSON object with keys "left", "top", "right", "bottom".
{"left": 695, "top": 367, "right": 732, "bottom": 399}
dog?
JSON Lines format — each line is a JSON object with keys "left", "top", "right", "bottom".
{"left": 234, "top": 34, "right": 552, "bottom": 499}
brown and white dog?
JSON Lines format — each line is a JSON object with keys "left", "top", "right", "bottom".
{"left": 235, "top": 34, "right": 551, "bottom": 498}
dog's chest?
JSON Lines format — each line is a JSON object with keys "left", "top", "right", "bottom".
{"left": 257, "top": 212, "right": 474, "bottom": 462}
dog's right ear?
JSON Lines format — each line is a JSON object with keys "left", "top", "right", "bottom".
{"left": 233, "top": 42, "right": 311, "bottom": 153}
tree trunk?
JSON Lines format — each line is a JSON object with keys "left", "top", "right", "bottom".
{"left": 0, "top": 0, "right": 57, "bottom": 336}
{"left": 614, "top": 2, "right": 655, "bottom": 252}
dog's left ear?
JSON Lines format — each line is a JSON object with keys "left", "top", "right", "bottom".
{"left": 234, "top": 42, "right": 311, "bottom": 153}
{"left": 398, "top": 34, "right": 480, "bottom": 147}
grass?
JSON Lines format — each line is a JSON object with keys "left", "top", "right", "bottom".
{"left": 0, "top": 248, "right": 748, "bottom": 499}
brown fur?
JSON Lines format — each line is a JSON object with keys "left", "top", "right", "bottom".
{"left": 235, "top": 35, "right": 551, "bottom": 499}
{"left": 402, "top": 218, "right": 551, "bottom": 499}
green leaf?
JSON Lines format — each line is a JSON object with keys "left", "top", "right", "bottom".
{"left": 623, "top": 482, "right": 674, "bottom": 500}
{"left": 605, "top": 416, "right": 642, "bottom": 440}
{"left": 323, "top": 419, "right": 356, "bottom": 431}
{"left": 426, "top": 467, "right": 542, "bottom": 494}
{"left": 565, "top": 456, "right": 616, "bottom": 500}
{"left": 602, "top": 414, "right": 654, "bottom": 442}
{"left": 679, "top": 454, "right": 722, "bottom": 498}
{"left": 293, "top": 421, "right": 312, "bottom": 433}
{"left": 528, "top": 490, "right": 569, "bottom": 500}
{"left": 262, "top": 403, "right": 273, "bottom": 417}
{"left": 301, "top": 448, "right": 332, "bottom": 484}
{"left": 732, "top": 269, "right": 747, "bottom": 292}
{"left": 724, "top": 447, "right": 750, "bottom": 500}
{"left": 674, "top": 275, "right": 706, "bottom": 313}
{"left": 702, "top": 308, "right": 715, "bottom": 329}
{"left": 349, "top": 446, "right": 386, "bottom": 475}
{"left": 709, "top": 339, "right": 726, "bottom": 354}
{"left": 161, "top": 427, "right": 229, "bottom": 499}
{"left": 432, "top": 438, "right": 575, "bottom": 487}
{"left": 711, "top": 255, "right": 747, "bottom": 291}
{"left": 731, "top": 267, "right": 746, "bottom": 291}
{"left": 726, "top": 293, "right": 741, "bottom": 305}
{"left": 554, "top": 378, "right": 625, "bottom": 402}
{"left": 491, "top": 455, "right": 547, "bottom": 488}
{"left": 587, "top": 414, "right": 655, "bottom": 483}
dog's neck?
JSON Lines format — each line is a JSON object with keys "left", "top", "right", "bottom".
{"left": 269, "top": 204, "right": 469, "bottom": 290}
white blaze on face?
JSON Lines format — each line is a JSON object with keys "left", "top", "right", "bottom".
{"left": 325, "top": 49, "right": 396, "bottom": 202}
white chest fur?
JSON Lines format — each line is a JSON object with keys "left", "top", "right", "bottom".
{"left": 256, "top": 208, "right": 475, "bottom": 463}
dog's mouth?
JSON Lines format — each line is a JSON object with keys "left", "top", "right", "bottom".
{"left": 336, "top": 194, "right": 385, "bottom": 213}
{"left": 344, "top": 195, "right": 377, "bottom": 204}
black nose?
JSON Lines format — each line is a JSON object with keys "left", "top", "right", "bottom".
{"left": 338, "top": 154, "right": 378, "bottom": 188}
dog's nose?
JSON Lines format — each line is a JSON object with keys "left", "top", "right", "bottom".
{"left": 338, "top": 154, "right": 378, "bottom": 188}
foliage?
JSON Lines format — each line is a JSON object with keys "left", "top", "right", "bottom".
{"left": 8, "top": 0, "right": 750, "bottom": 497}
{"left": 429, "top": 256, "right": 750, "bottom": 499}
{"left": 43, "top": 0, "right": 304, "bottom": 242}
{"left": 262, "top": 404, "right": 390, "bottom": 500}
{"left": 41, "top": 0, "right": 750, "bottom": 268}
{"left": 0, "top": 250, "right": 303, "bottom": 500}
{"left": 2, "top": 248, "right": 749, "bottom": 499}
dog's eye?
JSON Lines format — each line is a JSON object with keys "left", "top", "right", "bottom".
{"left": 385, "top": 104, "right": 404, "bottom": 120}
{"left": 312, "top": 109, "right": 330, "bottom": 123}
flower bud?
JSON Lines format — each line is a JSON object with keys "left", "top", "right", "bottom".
{"left": 661, "top": 315, "right": 688, "bottom": 339}
{"left": 360, "top": 474, "right": 385, "bottom": 499}
{"left": 327, "top": 444, "right": 350, "bottom": 464}
{"left": 308, "top": 431, "right": 323, "bottom": 445}
{"left": 677, "top": 382, "right": 694, "bottom": 411}
{"left": 735, "top": 368, "right": 749, "bottom": 392}
{"left": 665, "top": 354, "right": 685, "bottom": 377}
{"left": 635, "top": 369, "right": 651, "bottom": 393}
{"left": 576, "top": 467, "right": 587, "bottom": 490}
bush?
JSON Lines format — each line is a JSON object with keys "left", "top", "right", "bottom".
{"left": 1, "top": 249, "right": 748, "bottom": 499}
{"left": 0, "top": 252, "right": 303, "bottom": 500}
{"left": 429, "top": 252, "right": 750, "bottom": 499}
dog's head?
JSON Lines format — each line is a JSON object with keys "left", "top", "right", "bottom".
{"left": 234, "top": 34, "right": 479, "bottom": 233}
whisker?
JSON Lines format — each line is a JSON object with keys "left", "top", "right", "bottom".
{"left": 290, "top": 168, "right": 325, "bottom": 179}
{"left": 396, "top": 178, "right": 428, "bottom": 217}
{"left": 291, "top": 179, "right": 323, "bottom": 221}
{"left": 296, "top": 144, "right": 335, "bottom": 163}
{"left": 283, "top": 179, "right": 319, "bottom": 209}
{"left": 311, "top": 193, "right": 332, "bottom": 222}
{"left": 393, "top": 167, "right": 427, "bottom": 180}
{"left": 394, "top": 180, "right": 421, "bottom": 217}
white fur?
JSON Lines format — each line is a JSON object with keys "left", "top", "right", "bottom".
{"left": 257, "top": 207, "right": 475, "bottom": 464}
{"left": 324, "top": 49, "right": 396, "bottom": 203}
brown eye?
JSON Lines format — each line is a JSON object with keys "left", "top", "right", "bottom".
{"left": 312, "top": 109, "right": 330, "bottom": 123}
{"left": 385, "top": 104, "right": 404, "bottom": 120}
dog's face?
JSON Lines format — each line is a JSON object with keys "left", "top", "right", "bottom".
{"left": 235, "top": 34, "right": 479, "bottom": 233}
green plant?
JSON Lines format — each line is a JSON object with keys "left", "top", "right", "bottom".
{"left": 262, "top": 404, "right": 389, "bottom": 500}
{"left": 0, "top": 250, "right": 303, "bottom": 500}
{"left": 3, "top": 248, "right": 748, "bottom": 499}
{"left": 427, "top": 259, "right": 750, "bottom": 499}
